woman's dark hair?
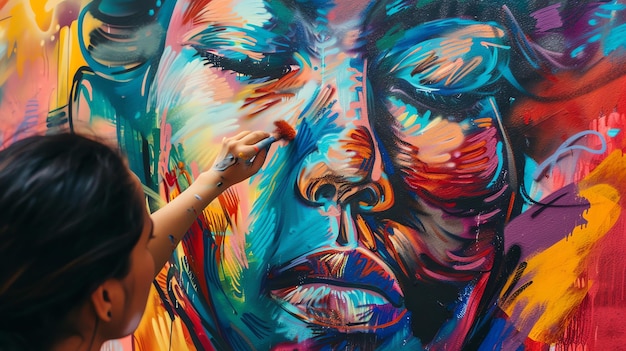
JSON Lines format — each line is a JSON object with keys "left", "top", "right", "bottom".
{"left": 0, "top": 133, "right": 146, "bottom": 350}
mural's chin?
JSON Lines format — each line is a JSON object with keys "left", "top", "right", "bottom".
{"left": 270, "top": 284, "right": 408, "bottom": 331}
{"left": 266, "top": 249, "right": 407, "bottom": 332}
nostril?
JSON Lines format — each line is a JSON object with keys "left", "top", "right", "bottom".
{"left": 353, "top": 186, "right": 379, "bottom": 210}
{"left": 315, "top": 183, "right": 337, "bottom": 203}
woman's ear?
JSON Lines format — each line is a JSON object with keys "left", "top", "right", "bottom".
{"left": 90, "top": 280, "right": 124, "bottom": 323}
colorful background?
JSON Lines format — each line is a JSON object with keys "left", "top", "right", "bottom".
{"left": 1, "top": 0, "right": 626, "bottom": 350}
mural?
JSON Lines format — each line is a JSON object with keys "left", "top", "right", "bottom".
{"left": 1, "top": 0, "right": 626, "bottom": 349}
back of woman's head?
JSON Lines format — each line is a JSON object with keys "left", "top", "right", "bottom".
{"left": 0, "top": 133, "right": 146, "bottom": 350}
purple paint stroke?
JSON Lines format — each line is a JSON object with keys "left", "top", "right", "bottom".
{"left": 531, "top": 3, "right": 563, "bottom": 33}
{"left": 504, "top": 183, "right": 590, "bottom": 255}
{"left": 56, "top": 2, "right": 81, "bottom": 28}
{"left": 560, "top": 2, "right": 606, "bottom": 66}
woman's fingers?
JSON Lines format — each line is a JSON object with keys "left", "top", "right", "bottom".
{"left": 233, "top": 131, "right": 271, "bottom": 159}
{"left": 214, "top": 130, "right": 272, "bottom": 174}
{"left": 241, "top": 130, "right": 271, "bottom": 143}
{"left": 224, "top": 130, "right": 267, "bottom": 144}
{"left": 210, "top": 130, "right": 273, "bottom": 186}
{"left": 226, "top": 130, "right": 253, "bottom": 142}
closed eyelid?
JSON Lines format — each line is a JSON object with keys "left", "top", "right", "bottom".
{"left": 372, "top": 20, "right": 508, "bottom": 95}
{"left": 195, "top": 49, "right": 299, "bottom": 80}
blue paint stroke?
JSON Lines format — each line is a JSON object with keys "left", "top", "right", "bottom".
{"left": 604, "top": 23, "right": 626, "bottom": 56}
{"left": 608, "top": 128, "right": 621, "bottom": 137}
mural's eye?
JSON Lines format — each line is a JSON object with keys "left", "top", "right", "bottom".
{"left": 372, "top": 21, "right": 508, "bottom": 111}
{"left": 384, "top": 78, "right": 483, "bottom": 122}
{"left": 197, "top": 50, "right": 299, "bottom": 80}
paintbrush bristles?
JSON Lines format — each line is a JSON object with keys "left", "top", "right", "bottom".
{"left": 273, "top": 120, "right": 296, "bottom": 141}
{"left": 251, "top": 120, "right": 296, "bottom": 152}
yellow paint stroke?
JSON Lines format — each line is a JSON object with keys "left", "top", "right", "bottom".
{"left": 0, "top": 0, "right": 86, "bottom": 110}
{"left": 28, "top": 0, "right": 62, "bottom": 31}
{"left": 53, "top": 20, "right": 87, "bottom": 109}
{"left": 133, "top": 266, "right": 195, "bottom": 351}
{"left": 502, "top": 151, "right": 625, "bottom": 343}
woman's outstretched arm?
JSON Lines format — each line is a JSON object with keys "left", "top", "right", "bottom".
{"left": 148, "top": 130, "right": 270, "bottom": 273}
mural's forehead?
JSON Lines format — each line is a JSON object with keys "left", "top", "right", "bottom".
{"left": 176, "top": 0, "right": 512, "bottom": 27}
{"left": 186, "top": 0, "right": 273, "bottom": 26}
{"left": 174, "top": 0, "right": 614, "bottom": 41}
{"left": 179, "top": 0, "right": 372, "bottom": 27}
{"left": 364, "top": 0, "right": 615, "bottom": 28}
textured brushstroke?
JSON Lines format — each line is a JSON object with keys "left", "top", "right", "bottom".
{"left": 2, "top": 1, "right": 626, "bottom": 350}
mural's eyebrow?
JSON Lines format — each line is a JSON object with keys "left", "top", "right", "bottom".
{"left": 185, "top": 25, "right": 295, "bottom": 60}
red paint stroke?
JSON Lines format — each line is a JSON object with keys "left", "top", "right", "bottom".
{"left": 182, "top": 0, "right": 214, "bottom": 25}
{"left": 509, "top": 60, "right": 626, "bottom": 164}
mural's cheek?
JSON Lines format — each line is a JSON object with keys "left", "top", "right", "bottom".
{"left": 380, "top": 99, "right": 502, "bottom": 285}
{"left": 185, "top": 40, "right": 316, "bottom": 124}
{"left": 151, "top": 49, "right": 307, "bottom": 178}
{"left": 402, "top": 126, "right": 501, "bottom": 201}
{"left": 383, "top": 210, "right": 494, "bottom": 285}
{"left": 387, "top": 99, "right": 505, "bottom": 211}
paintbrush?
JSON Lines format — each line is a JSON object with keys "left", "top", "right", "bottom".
{"left": 213, "top": 120, "right": 296, "bottom": 171}
{"left": 253, "top": 120, "right": 297, "bottom": 152}
{"left": 214, "top": 120, "right": 296, "bottom": 171}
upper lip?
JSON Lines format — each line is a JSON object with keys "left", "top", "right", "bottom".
{"left": 266, "top": 248, "right": 404, "bottom": 307}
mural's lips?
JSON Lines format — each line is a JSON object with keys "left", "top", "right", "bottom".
{"left": 266, "top": 249, "right": 406, "bottom": 329}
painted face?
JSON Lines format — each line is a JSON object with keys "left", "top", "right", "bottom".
{"left": 152, "top": 0, "right": 515, "bottom": 349}
{"left": 82, "top": 0, "right": 515, "bottom": 349}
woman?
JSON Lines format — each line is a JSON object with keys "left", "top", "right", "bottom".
{"left": 0, "top": 130, "right": 269, "bottom": 351}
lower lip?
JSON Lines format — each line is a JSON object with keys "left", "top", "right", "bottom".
{"left": 271, "top": 284, "right": 407, "bottom": 331}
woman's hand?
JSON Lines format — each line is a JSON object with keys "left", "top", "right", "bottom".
{"left": 149, "top": 130, "right": 270, "bottom": 271}
{"left": 208, "top": 130, "right": 271, "bottom": 188}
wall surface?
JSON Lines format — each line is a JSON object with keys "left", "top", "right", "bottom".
{"left": 2, "top": 1, "right": 626, "bottom": 350}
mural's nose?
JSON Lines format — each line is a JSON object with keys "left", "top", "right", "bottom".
{"left": 299, "top": 173, "right": 392, "bottom": 215}
{"left": 296, "top": 125, "right": 394, "bottom": 248}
